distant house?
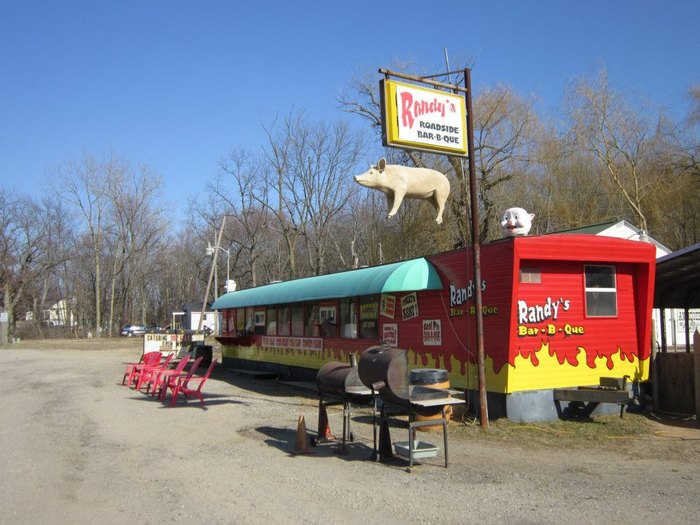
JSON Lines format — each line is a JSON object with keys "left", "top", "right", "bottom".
{"left": 562, "top": 220, "right": 671, "bottom": 258}
{"left": 171, "top": 302, "right": 217, "bottom": 333}
{"left": 24, "top": 299, "right": 76, "bottom": 327}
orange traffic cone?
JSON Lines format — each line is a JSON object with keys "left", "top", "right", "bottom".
{"left": 317, "top": 404, "right": 335, "bottom": 442}
{"left": 292, "top": 415, "right": 313, "bottom": 454}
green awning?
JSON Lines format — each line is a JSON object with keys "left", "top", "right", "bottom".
{"left": 210, "top": 257, "right": 443, "bottom": 310}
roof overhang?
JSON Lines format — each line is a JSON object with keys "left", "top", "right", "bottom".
{"left": 211, "top": 257, "right": 443, "bottom": 310}
{"left": 654, "top": 242, "right": 700, "bottom": 309}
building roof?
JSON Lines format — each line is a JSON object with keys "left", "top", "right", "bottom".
{"left": 558, "top": 220, "right": 621, "bottom": 235}
{"left": 511, "top": 233, "right": 657, "bottom": 263}
{"left": 210, "top": 257, "right": 443, "bottom": 310}
{"left": 557, "top": 219, "right": 671, "bottom": 258}
{"left": 654, "top": 242, "right": 700, "bottom": 309}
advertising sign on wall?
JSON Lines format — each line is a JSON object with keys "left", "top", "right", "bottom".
{"left": 381, "top": 79, "right": 467, "bottom": 156}
{"left": 380, "top": 294, "right": 396, "bottom": 319}
{"left": 382, "top": 323, "right": 398, "bottom": 347}
{"left": 422, "top": 319, "right": 442, "bottom": 346}
{"left": 401, "top": 293, "right": 419, "bottom": 321}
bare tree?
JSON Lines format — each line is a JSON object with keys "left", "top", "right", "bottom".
{"left": 512, "top": 134, "right": 619, "bottom": 234}
{"left": 27, "top": 196, "right": 75, "bottom": 336}
{"left": 0, "top": 188, "right": 70, "bottom": 338}
{"left": 290, "top": 119, "right": 365, "bottom": 275}
{"left": 564, "top": 68, "right": 671, "bottom": 233}
{"left": 51, "top": 154, "right": 119, "bottom": 336}
{"left": 105, "top": 163, "right": 167, "bottom": 334}
{"left": 258, "top": 112, "right": 367, "bottom": 277}
{"left": 153, "top": 225, "right": 210, "bottom": 325}
{"left": 260, "top": 113, "right": 306, "bottom": 279}
{"left": 215, "top": 147, "right": 273, "bottom": 287}
{"left": 338, "top": 71, "right": 384, "bottom": 134}
{"left": 470, "top": 85, "right": 540, "bottom": 241}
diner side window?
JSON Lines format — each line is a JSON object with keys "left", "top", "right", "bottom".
{"left": 519, "top": 267, "right": 541, "bottom": 284}
{"left": 253, "top": 310, "right": 266, "bottom": 335}
{"left": 235, "top": 308, "right": 246, "bottom": 334}
{"left": 245, "top": 308, "right": 255, "bottom": 334}
{"left": 359, "top": 295, "right": 379, "bottom": 339}
{"left": 291, "top": 305, "right": 305, "bottom": 336}
{"left": 305, "top": 303, "right": 319, "bottom": 337}
{"left": 221, "top": 310, "right": 229, "bottom": 335}
{"left": 224, "top": 310, "right": 235, "bottom": 335}
{"left": 278, "top": 305, "right": 290, "bottom": 336}
{"left": 319, "top": 305, "right": 337, "bottom": 338}
{"left": 340, "top": 298, "right": 358, "bottom": 338}
{"left": 266, "top": 307, "right": 277, "bottom": 335}
{"left": 584, "top": 265, "right": 617, "bottom": 317}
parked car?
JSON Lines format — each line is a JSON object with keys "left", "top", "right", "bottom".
{"left": 120, "top": 324, "right": 147, "bottom": 337}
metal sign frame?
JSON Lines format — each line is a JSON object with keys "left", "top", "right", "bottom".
{"left": 378, "top": 67, "right": 489, "bottom": 428}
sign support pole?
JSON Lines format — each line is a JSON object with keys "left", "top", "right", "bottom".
{"left": 464, "top": 68, "right": 489, "bottom": 428}
{"left": 378, "top": 67, "right": 489, "bottom": 427}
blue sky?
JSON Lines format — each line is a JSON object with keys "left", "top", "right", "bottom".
{"left": 2, "top": 0, "right": 699, "bottom": 218}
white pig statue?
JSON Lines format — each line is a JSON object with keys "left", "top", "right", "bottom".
{"left": 501, "top": 207, "right": 535, "bottom": 236}
{"left": 354, "top": 158, "right": 451, "bottom": 224}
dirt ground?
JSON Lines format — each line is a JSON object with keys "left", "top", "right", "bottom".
{"left": 1, "top": 339, "right": 698, "bottom": 524}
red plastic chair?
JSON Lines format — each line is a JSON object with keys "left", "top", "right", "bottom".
{"left": 168, "top": 360, "right": 217, "bottom": 407}
{"left": 159, "top": 357, "right": 203, "bottom": 401}
{"left": 159, "top": 357, "right": 203, "bottom": 402}
{"left": 149, "top": 355, "right": 193, "bottom": 398}
{"left": 135, "top": 352, "right": 175, "bottom": 391}
{"left": 122, "top": 351, "right": 161, "bottom": 386}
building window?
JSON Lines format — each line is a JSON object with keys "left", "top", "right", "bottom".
{"left": 234, "top": 308, "right": 243, "bottom": 333}
{"left": 305, "top": 303, "right": 319, "bottom": 337}
{"left": 247, "top": 308, "right": 255, "bottom": 334}
{"left": 520, "top": 267, "right": 541, "bottom": 283}
{"left": 278, "top": 306, "right": 290, "bottom": 336}
{"left": 340, "top": 298, "right": 358, "bottom": 338}
{"left": 319, "top": 305, "right": 337, "bottom": 338}
{"left": 254, "top": 310, "right": 266, "bottom": 335}
{"left": 224, "top": 310, "right": 235, "bottom": 335}
{"left": 291, "top": 305, "right": 304, "bottom": 336}
{"left": 359, "top": 295, "right": 379, "bottom": 339}
{"left": 584, "top": 265, "right": 617, "bottom": 317}
{"left": 266, "top": 307, "right": 277, "bottom": 335}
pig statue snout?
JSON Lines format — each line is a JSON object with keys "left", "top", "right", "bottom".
{"left": 353, "top": 158, "right": 450, "bottom": 224}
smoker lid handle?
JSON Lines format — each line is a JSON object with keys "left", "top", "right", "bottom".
{"left": 371, "top": 380, "right": 386, "bottom": 391}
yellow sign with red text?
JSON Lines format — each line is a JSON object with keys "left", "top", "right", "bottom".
{"left": 381, "top": 79, "right": 467, "bottom": 156}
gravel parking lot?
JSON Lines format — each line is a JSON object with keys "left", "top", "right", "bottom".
{"left": 1, "top": 341, "right": 698, "bottom": 524}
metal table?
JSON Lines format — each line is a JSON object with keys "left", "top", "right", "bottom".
{"left": 372, "top": 394, "right": 465, "bottom": 470}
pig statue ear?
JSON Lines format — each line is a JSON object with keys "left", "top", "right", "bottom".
{"left": 377, "top": 158, "right": 386, "bottom": 172}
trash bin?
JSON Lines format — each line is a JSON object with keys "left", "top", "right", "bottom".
{"left": 193, "top": 344, "right": 213, "bottom": 367}
{"left": 409, "top": 368, "right": 451, "bottom": 431}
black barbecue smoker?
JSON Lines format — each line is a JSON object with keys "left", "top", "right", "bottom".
{"left": 315, "top": 353, "right": 374, "bottom": 452}
{"left": 316, "top": 344, "right": 465, "bottom": 469}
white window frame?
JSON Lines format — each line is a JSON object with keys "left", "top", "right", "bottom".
{"left": 584, "top": 265, "right": 618, "bottom": 317}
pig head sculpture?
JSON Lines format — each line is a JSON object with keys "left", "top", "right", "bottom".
{"left": 501, "top": 207, "right": 535, "bottom": 236}
{"left": 354, "top": 158, "right": 451, "bottom": 224}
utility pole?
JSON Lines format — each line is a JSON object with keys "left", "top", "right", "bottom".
{"left": 199, "top": 216, "right": 226, "bottom": 332}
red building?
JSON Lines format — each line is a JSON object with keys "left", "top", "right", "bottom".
{"left": 213, "top": 234, "right": 656, "bottom": 420}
